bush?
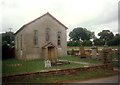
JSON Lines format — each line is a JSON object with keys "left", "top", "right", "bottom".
{"left": 107, "top": 36, "right": 120, "bottom": 46}
{"left": 82, "top": 40, "right": 92, "bottom": 46}
{"left": 2, "top": 41, "right": 15, "bottom": 59}
{"left": 67, "top": 41, "right": 82, "bottom": 46}
{"left": 93, "top": 39, "right": 105, "bottom": 46}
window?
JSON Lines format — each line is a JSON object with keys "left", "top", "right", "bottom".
{"left": 46, "top": 28, "right": 50, "bottom": 42}
{"left": 33, "top": 30, "right": 38, "bottom": 45}
{"left": 21, "top": 35, "right": 22, "bottom": 50}
{"left": 57, "top": 32, "right": 61, "bottom": 46}
{"left": 16, "top": 36, "right": 18, "bottom": 50}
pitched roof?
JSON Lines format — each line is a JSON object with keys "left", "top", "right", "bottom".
{"left": 42, "top": 42, "right": 55, "bottom": 48}
{"left": 15, "top": 12, "right": 68, "bottom": 35}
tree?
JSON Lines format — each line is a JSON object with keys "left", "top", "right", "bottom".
{"left": 2, "top": 31, "right": 15, "bottom": 45}
{"left": 98, "top": 30, "right": 114, "bottom": 41}
{"left": 82, "top": 40, "right": 92, "bottom": 46}
{"left": 107, "top": 33, "right": 120, "bottom": 45}
{"left": 93, "top": 38, "right": 105, "bottom": 46}
{"left": 2, "top": 41, "right": 9, "bottom": 59}
{"left": 67, "top": 41, "right": 82, "bottom": 46}
{"left": 1, "top": 30, "right": 15, "bottom": 59}
{"left": 69, "top": 27, "right": 95, "bottom": 41}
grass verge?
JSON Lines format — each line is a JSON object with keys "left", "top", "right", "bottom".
{"left": 3, "top": 69, "right": 118, "bottom": 83}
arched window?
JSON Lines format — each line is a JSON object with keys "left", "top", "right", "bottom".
{"left": 46, "top": 28, "right": 50, "bottom": 42}
{"left": 57, "top": 32, "right": 61, "bottom": 46}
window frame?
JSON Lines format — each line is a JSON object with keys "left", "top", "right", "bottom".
{"left": 33, "top": 30, "right": 38, "bottom": 46}
{"left": 45, "top": 28, "right": 50, "bottom": 42}
{"left": 57, "top": 31, "right": 61, "bottom": 46}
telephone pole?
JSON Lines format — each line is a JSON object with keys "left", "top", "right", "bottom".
{"left": 8, "top": 28, "right": 12, "bottom": 44}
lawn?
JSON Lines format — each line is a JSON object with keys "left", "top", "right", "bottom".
{"left": 2, "top": 58, "right": 84, "bottom": 74}
{"left": 2, "top": 54, "right": 119, "bottom": 75}
{"left": 58, "top": 55, "right": 103, "bottom": 64}
{"left": 67, "top": 46, "right": 119, "bottom": 49}
{"left": 3, "top": 69, "right": 118, "bottom": 83}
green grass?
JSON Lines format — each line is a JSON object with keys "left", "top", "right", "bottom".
{"left": 112, "top": 54, "right": 119, "bottom": 67}
{"left": 112, "top": 61, "right": 119, "bottom": 67}
{"left": 2, "top": 54, "right": 119, "bottom": 75}
{"left": 58, "top": 55, "right": 103, "bottom": 64}
{"left": 2, "top": 58, "right": 84, "bottom": 74}
{"left": 112, "top": 54, "right": 119, "bottom": 59}
{"left": 67, "top": 46, "right": 119, "bottom": 49}
{"left": 3, "top": 69, "right": 118, "bottom": 83}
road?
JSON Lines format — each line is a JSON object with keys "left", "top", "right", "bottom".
{"left": 72, "top": 75, "right": 119, "bottom": 83}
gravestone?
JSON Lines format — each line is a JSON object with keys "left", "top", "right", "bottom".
{"left": 44, "top": 60, "right": 51, "bottom": 68}
{"left": 72, "top": 49, "right": 75, "bottom": 55}
{"left": 96, "top": 46, "right": 99, "bottom": 53}
{"left": 104, "top": 45, "right": 108, "bottom": 48}
{"left": 101, "top": 48, "right": 113, "bottom": 70}
{"left": 101, "top": 48, "right": 112, "bottom": 64}
{"left": 79, "top": 46, "right": 86, "bottom": 58}
{"left": 91, "top": 46, "right": 98, "bottom": 60}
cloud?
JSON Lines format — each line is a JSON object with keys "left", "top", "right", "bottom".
{"left": 1, "top": 0, "right": 119, "bottom": 40}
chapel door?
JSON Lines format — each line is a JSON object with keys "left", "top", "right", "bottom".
{"left": 48, "top": 47, "right": 54, "bottom": 60}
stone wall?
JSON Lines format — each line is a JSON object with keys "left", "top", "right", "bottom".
{"left": 67, "top": 49, "right": 118, "bottom": 58}
{"left": 3, "top": 64, "right": 113, "bottom": 78}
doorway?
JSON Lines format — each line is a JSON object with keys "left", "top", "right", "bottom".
{"left": 48, "top": 47, "right": 55, "bottom": 60}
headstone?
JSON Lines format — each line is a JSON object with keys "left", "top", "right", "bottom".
{"left": 45, "top": 60, "right": 51, "bottom": 68}
{"left": 72, "top": 49, "right": 75, "bottom": 55}
{"left": 96, "top": 46, "right": 99, "bottom": 53}
{"left": 79, "top": 46, "right": 86, "bottom": 58}
{"left": 104, "top": 45, "right": 108, "bottom": 48}
{"left": 91, "top": 46, "right": 98, "bottom": 60}
{"left": 101, "top": 48, "right": 112, "bottom": 64}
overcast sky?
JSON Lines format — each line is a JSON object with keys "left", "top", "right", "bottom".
{"left": 1, "top": 0, "right": 119, "bottom": 40}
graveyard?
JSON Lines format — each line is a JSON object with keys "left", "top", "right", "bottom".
{"left": 2, "top": 45, "right": 119, "bottom": 83}
{"left": 1, "top": 0, "right": 119, "bottom": 83}
{"left": 2, "top": 12, "right": 119, "bottom": 83}
{"left": 3, "top": 46, "right": 119, "bottom": 75}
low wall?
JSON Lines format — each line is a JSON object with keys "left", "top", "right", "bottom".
{"left": 2, "top": 63, "right": 113, "bottom": 78}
